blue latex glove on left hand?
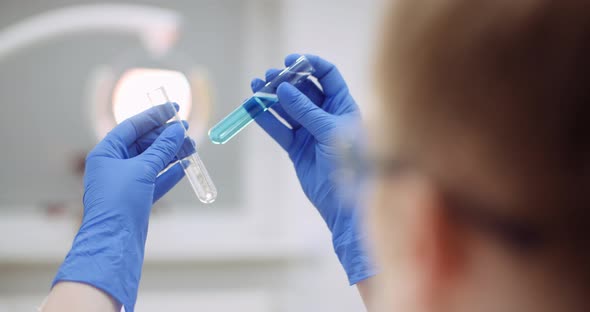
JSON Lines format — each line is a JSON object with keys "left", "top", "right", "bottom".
{"left": 53, "top": 104, "right": 187, "bottom": 312}
{"left": 251, "top": 54, "right": 376, "bottom": 285}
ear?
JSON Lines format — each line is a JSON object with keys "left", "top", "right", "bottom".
{"left": 412, "top": 181, "right": 464, "bottom": 308}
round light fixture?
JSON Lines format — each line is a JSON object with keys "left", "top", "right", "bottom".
{"left": 112, "top": 68, "right": 192, "bottom": 123}
{"left": 87, "top": 50, "right": 213, "bottom": 143}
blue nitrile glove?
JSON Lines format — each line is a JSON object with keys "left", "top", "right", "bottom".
{"left": 53, "top": 104, "right": 188, "bottom": 312}
{"left": 251, "top": 54, "right": 376, "bottom": 284}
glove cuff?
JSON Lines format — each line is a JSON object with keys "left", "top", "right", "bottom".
{"left": 334, "top": 236, "right": 378, "bottom": 285}
{"left": 52, "top": 224, "right": 144, "bottom": 312}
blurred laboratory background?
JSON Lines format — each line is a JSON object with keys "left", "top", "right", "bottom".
{"left": 0, "top": 0, "right": 383, "bottom": 311}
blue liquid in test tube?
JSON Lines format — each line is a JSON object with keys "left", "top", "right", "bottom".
{"left": 208, "top": 56, "right": 316, "bottom": 144}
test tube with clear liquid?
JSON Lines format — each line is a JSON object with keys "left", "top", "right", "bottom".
{"left": 208, "top": 56, "right": 316, "bottom": 144}
{"left": 147, "top": 86, "right": 217, "bottom": 204}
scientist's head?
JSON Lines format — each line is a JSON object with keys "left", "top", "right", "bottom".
{"left": 369, "top": 1, "right": 589, "bottom": 311}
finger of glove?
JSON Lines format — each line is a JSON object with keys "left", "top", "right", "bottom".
{"left": 265, "top": 68, "right": 281, "bottom": 81}
{"left": 254, "top": 110, "right": 294, "bottom": 151}
{"left": 249, "top": 77, "right": 294, "bottom": 146}
{"left": 129, "top": 120, "right": 189, "bottom": 157}
{"left": 263, "top": 61, "right": 330, "bottom": 106}
{"left": 138, "top": 122, "right": 185, "bottom": 173}
{"left": 252, "top": 77, "right": 325, "bottom": 130}
{"left": 251, "top": 77, "right": 297, "bottom": 127}
{"left": 297, "top": 78, "right": 326, "bottom": 108}
{"left": 277, "top": 82, "right": 333, "bottom": 141}
{"left": 251, "top": 78, "right": 266, "bottom": 93}
{"left": 252, "top": 78, "right": 294, "bottom": 148}
{"left": 108, "top": 103, "right": 179, "bottom": 147}
{"left": 272, "top": 79, "right": 325, "bottom": 126}
{"left": 265, "top": 69, "right": 325, "bottom": 109}
{"left": 285, "top": 54, "right": 349, "bottom": 98}
{"left": 153, "top": 161, "right": 185, "bottom": 203}
{"left": 250, "top": 69, "right": 280, "bottom": 92}
{"left": 94, "top": 103, "right": 180, "bottom": 159}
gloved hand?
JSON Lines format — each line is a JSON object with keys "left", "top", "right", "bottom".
{"left": 251, "top": 54, "right": 376, "bottom": 284}
{"left": 53, "top": 104, "right": 188, "bottom": 312}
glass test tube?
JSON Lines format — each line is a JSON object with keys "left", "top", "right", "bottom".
{"left": 208, "top": 55, "right": 316, "bottom": 144}
{"left": 147, "top": 86, "right": 217, "bottom": 204}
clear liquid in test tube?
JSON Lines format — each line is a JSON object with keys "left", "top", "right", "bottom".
{"left": 147, "top": 86, "right": 217, "bottom": 204}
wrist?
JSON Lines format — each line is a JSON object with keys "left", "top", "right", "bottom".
{"left": 322, "top": 201, "right": 377, "bottom": 285}
{"left": 333, "top": 236, "right": 378, "bottom": 285}
{"left": 53, "top": 217, "right": 145, "bottom": 311}
{"left": 332, "top": 220, "right": 378, "bottom": 285}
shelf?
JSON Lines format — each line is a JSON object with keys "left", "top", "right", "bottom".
{"left": 0, "top": 214, "right": 313, "bottom": 265}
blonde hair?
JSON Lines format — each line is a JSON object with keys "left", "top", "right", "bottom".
{"left": 375, "top": 0, "right": 589, "bottom": 280}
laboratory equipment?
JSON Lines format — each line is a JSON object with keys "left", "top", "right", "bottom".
{"left": 208, "top": 55, "right": 316, "bottom": 144}
{"left": 147, "top": 86, "right": 217, "bottom": 203}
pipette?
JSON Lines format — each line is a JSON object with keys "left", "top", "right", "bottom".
{"left": 147, "top": 86, "right": 217, "bottom": 204}
{"left": 208, "top": 56, "right": 316, "bottom": 144}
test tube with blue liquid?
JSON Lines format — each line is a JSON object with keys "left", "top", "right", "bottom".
{"left": 147, "top": 86, "right": 217, "bottom": 204}
{"left": 208, "top": 56, "right": 316, "bottom": 144}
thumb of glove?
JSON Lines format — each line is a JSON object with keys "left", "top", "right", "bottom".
{"left": 138, "top": 122, "right": 185, "bottom": 174}
{"left": 277, "top": 82, "right": 332, "bottom": 141}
